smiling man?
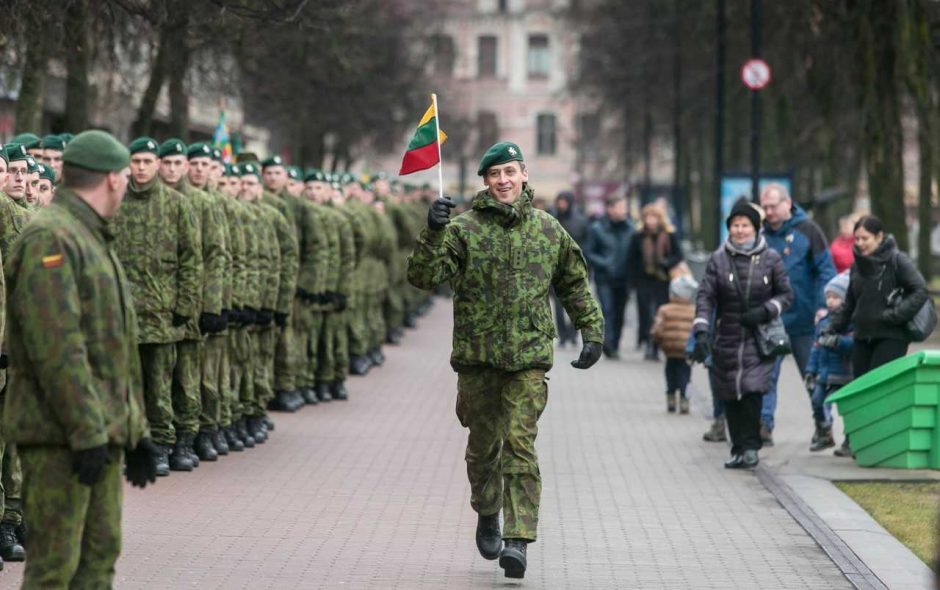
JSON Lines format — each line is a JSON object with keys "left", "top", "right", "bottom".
{"left": 407, "top": 141, "right": 604, "bottom": 579}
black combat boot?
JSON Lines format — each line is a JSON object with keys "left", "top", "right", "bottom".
{"left": 262, "top": 414, "right": 275, "bottom": 432}
{"left": 0, "top": 523, "right": 25, "bottom": 562}
{"left": 301, "top": 388, "right": 319, "bottom": 405}
{"left": 184, "top": 432, "right": 199, "bottom": 468}
{"left": 331, "top": 381, "right": 348, "bottom": 401}
{"left": 214, "top": 429, "right": 230, "bottom": 456}
{"left": 236, "top": 418, "right": 255, "bottom": 449}
{"left": 155, "top": 445, "right": 171, "bottom": 476}
{"left": 499, "top": 539, "right": 527, "bottom": 579}
{"left": 349, "top": 355, "right": 372, "bottom": 376}
{"left": 316, "top": 382, "right": 333, "bottom": 402}
{"left": 385, "top": 329, "right": 402, "bottom": 345}
{"left": 225, "top": 426, "right": 244, "bottom": 452}
{"left": 269, "top": 390, "right": 296, "bottom": 412}
{"left": 475, "top": 513, "right": 501, "bottom": 560}
{"left": 370, "top": 348, "right": 385, "bottom": 367}
{"left": 195, "top": 431, "right": 219, "bottom": 462}
{"left": 247, "top": 416, "right": 267, "bottom": 444}
{"left": 169, "top": 438, "right": 194, "bottom": 471}
{"left": 403, "top": 313, "right": 417, "bottom": 328}
{"left": 14, "top": 521, "right": 27, "bottom": 547}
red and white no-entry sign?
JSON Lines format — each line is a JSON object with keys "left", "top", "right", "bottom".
{"left": 741, "top": 58, "right": 771, "bottom": 90}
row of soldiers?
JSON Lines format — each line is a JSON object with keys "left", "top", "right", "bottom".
{"left": 0, "top": 130, "right": 435, "bottom": 568}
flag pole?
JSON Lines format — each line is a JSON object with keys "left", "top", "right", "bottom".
{"left": 431, "top": 93, "right": 445, "bottom": 200}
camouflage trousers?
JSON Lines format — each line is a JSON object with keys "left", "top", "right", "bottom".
{"left": 456, "top": 368, "right": 548, "bottom": 542}
{"left": 231, "top": 327, "right": 253, "bottom": 423}
{"left": 173, "top": 339, "right": 203, "bottom": 435}
{"left": 317, "top": 309, "right": 347, "bottom": 384}
{"left": 20, "top": 446, "right": 123, "bottom": 590}
{"left": 274, "top": 300, "right": 301, "bottom": 393}
{"left": 0, "top": 395, "right": 23, "bottom": 527}
{"left": 384, "top": 284, "right": 405, "bottom": 334}
{"left": 218, "top": 332, "right": 234, "bottom": 428}
{"left": 298, "top": 308, "right": 324, "bottom": 389}
{"left": 347, "top": 291, "right": 370, "bottom": 357}
{"left": 139, "top": 342, "right": 178, "bottom": 446}
{"left": 366, "top": 290, "right": 387, "bottom": 350}
{"left": 252, "top": 327, "right": 276, "bottom": 417}
{"left": 199, "top": 334, "right": 226, "bottom": 432}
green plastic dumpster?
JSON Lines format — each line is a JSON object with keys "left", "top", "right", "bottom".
{"left": 826, "top": 350, "right": 940, "bottom": 470}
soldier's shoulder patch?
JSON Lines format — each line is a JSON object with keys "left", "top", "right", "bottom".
{"left": 41, "top": 253, "right": 64, "bottom": 268}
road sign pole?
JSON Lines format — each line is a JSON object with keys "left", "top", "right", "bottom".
{"left": 750, "top": 0, "right": 762, "bottom": 203}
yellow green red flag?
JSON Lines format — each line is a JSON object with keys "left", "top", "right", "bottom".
{"left": 399, "top": 99, "right": 447, "bottom": 175}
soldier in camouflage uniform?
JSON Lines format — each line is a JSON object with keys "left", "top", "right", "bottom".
{"left": 34, "top": 163, "right": 56, "bottom": 206}
{"left": 40, "top": 134, "right": 66, "bottom": 183}
{"left": 187, "top": 142, "right": 233, "bottom": 461}
{"left": 10, "top": 133, "right": 42, "bottom": 160}
{"left": 374, "top": 175, "right": 410, "bottom": 345}
{"left": 339, "top": 177, "right": 376, "bottom": 376}
{"left": 407, "top": 142, "right": 604, "bottom": 580}
{"left": 113, "top": 137, "right": 202, "bottom": 477}
{"left": 4, "top": 131, "right": 159, "bottom": 589}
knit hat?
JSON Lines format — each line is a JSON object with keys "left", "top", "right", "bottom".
{"left": 726, "top": 199, "right": 761, "bottom": 232}
{"left": 825, "top": 272, "right": 850, "bottom": 299}
{"left": 62, "top": 130, "right": 131, "bottom": 172}
{"left": 669, "top": 274, "right": 699, "bottom": 301}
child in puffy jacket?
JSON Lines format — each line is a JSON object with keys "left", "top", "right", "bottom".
{"left": 804, "top": 272, "right": 853, "bottom": 452}
{"left": 652, "top": 274, "right": 698, "bottom": 414}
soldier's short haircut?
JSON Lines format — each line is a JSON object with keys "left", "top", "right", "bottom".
{"left": 62, "top": 163, "right": 108, "bottom": 190}
{"left": 605, "top": 195, "right": 626, "bottom": 208}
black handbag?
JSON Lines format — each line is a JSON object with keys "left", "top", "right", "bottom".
{"left": 885, "top": 252, "right": 937, "bottom": 343}
{"left": 727, "top": 252, "right": 791, "bottom": 359}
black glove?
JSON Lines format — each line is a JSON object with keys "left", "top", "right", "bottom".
{"left": 0, "top": 354, "right": 8, "bottom": 370}
{"left": 125, "top": 438, "right": 160, "bottom": 489}
{"left": 274, "top": 311, "right": 289, "bottom": 327}
{"left": 427, "top": 197, "right": 456, "bottom": 231}
{"left": 71, "top": 444, "right": 111, "bottom": 487}
{"left": 740, "top": 306, "right": 770, "bottom": 328}
{"left": 256, "top": 308, "right": 274, "bottom": 326}
{"left": 198, "top": 312, "right": 226, "bottom": 335}
{"left": 571, "top": 341, "right": 603, "bottom": 369}
{"left": 229, "top": 307, "right": 244, "bottom": 326}
{"left": 818, "top": 333, "right": 840, "bottom": 349}
{"left": 803, "top": 373, "right": 817, "bottom": 393}
{"left": 296, "top": 287, "right": 312, "bottom": 303}
{"left": 171, "top": 313, "right": 189, "bottom": 328}
{"left": 334, "top": 293, "right": 348, "bottom": 312}
{"left": 689, "top": 331, "right": 711, "bottom": 363}
{"left": 243, "top": 307, "right": 258, "bottom": 325}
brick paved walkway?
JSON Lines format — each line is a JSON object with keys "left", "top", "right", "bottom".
{"left": 0, "top": 299, "right": 852, "bottom": 588}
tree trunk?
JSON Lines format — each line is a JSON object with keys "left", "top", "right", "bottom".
{"left": 858, "top": 2, "right": 907, "bottom": 251}
{"left": 14, "top": 36, "right": 51, "bottom": 133}
{"left": 167, "top": 27, "right": 191, "bottom": 141}
{"left": 132, "top": 38, "right": 170, "bottom": 138}
{"left": 64, "top": 0, "right": 92, "bottom": 132}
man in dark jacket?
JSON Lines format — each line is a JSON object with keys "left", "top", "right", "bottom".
{"left": 584, "top": 195, "right": 634, "bottom": 358}
{"left": 551, "top": 191, "right": 588, "bottom": 345}
{"left": 759, "top": 184, "right": 836, "bottom": 445}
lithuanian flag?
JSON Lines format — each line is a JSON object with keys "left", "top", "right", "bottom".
{"left": 399, "top": 97, "right": 447, "bottom": 175}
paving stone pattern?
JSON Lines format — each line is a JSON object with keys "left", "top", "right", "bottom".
{"left": 0, "top": 299, "right": 851, "bottom": 588}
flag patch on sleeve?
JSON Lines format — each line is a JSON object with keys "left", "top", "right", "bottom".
{"left": 41, "top": 254, "right": 64, "bottom": 268}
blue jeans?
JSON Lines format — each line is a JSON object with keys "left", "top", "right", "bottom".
{"left": 810, "top": 383, "right": 835, "bottom": 425}
{"left": 595, "top": 282, "right": 629, "bottom": 352}
{"left": 760, "top": 333, "right": 814, "bottom": 431}
{"left": 710, "top": 371, "right": 725, "bottom": 419}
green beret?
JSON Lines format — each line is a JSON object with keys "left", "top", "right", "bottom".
{"left": 212, "top": 148, "right": 223, "bottom": 162}
{"left": 158, "top": 138, "right": 186, "bottom": 158}
{"left": 26, "top": 157, "right": 39, "bottom": 173}
{"left": 5, "top": 143, "right": 29, "bottom": 163}
{"left": 341, "top": 173, "right": 356, "bottom": 185}
{"left": 128, "top": 136, "right": 159, "bottom": 155}
{"left": 62, "top": 130, "right": 131, "bottom": 172}
{"left": 186, "top": 142, "right": 214, "bottom": 160}
{"left": 235, "top": 151, "right": 259, "bottom": 164}
{"left": 261, "top": 155, "right": 285, "bottom": 169}
{"left": 60, "top": 132, "right": 75, "bottom": 144}
{"left": 41, "top": 134, "right": 66, "bottom": 151}
{"left": 37, "top": 163, "right": 55, "bottom": 183}
{"left": 239, "top": 162, "right": 261, "bottom": 179}
{"left": 0, "top": 144, "right": 6, "bottom": 164}
{"left": 287, "top": 166, "right": 302, "bottom": 180}
{"left": 230, "top": 164, "right": 240, "bottom": 176}
{"left": 304, "top": 169, "right": 328, "bottom": 183}
{"left": 223, "top": 163, "right": 235, "bottom": 177}
{"left": 477, "top": 141, "right": 524, "bottom": 176}
{"left": 10, "top": 133, "right": 40, "bottom": 150}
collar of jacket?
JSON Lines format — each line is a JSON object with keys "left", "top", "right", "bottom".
{"left": 127, "top": 175, "right": 160, "bottom": 198}
{"left": 57, "top": 188, "right": 114, "bottom": 242}
{"left": 724, "top": 234, "right": 768, "bottom": 257}
{"left": 854, "top": 234, "right": 897, "bottom": 273}
{"left": 471, "top": 184, "right": 534, "bottom": 227}
{"left": 764, "top": 203, "right": 808, "bottom": 236}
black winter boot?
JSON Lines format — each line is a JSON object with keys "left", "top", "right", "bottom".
{"left": 475, "top": 513, "right": 501, "bottom": 560}
{"left": 0, "top": 523, "right": 25, "bottom": 561}
{"left": 499, "top": 539, "right": 527, "bottom": 579}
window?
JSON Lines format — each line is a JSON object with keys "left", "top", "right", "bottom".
{"left": 429, "top": 35, "right": 456, "bottom": 77}
{"left": 478, "top": 36, "right": 497, "bottom": 78}
{"left": 536, "top": 113, "right": 556, "bottom": 155}
{"left": 477, "top": 111, "right": 500, "bottom": 153}
{"left": 527, "top": 34, "right": 550, "bottom": 79}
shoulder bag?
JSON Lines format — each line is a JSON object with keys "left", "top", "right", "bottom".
{"left": 726, "top": 251, "right": 791, "bottom": 358}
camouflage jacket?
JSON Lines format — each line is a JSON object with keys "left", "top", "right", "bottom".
{"left": 289, "top": 194, "right": 330, "bottom": 300}
{"left": 219, "top": 194, "right": 247, "bottom": 311}
{"left": 261, "top": 192, "right": 299, "bottom": 314}
{"left": 113, "top": 177, "right": 202, "bottom": 344}
{"left": 205, "top": 187, "right": 233, "bottom": 314}
{"left": 0, "top": 193, "right": 32, "bottom": 261}
{"left": 248, "top": 201, "right": 282, "bottom": 312}
{"left": 408, "top": 186, "right": 603, "bottom": 372}
{"left": 4, "top": 190, "right": 148, "bottom": 449}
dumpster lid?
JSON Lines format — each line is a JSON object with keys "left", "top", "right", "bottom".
{"left": 827, "top": 350, "right": 940, "bottom": 403}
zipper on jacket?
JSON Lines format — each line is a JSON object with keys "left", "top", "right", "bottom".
{"left": 734, "top": 255, "right": 756, "bottom": 400}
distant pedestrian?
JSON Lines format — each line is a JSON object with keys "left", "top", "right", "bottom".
{"left": 584, "top": 195, "right": 634, "bottom": 358}
{"left": 830, "top": 214, "right": 857, "bottom": 274}
{"left": 651, "top": 273, "right": 698, "bottom": 414}
{"left": 551, "top": 191, "right": 589, "bottom": 346}
{"left": 690, "top": 201, "right": 793, "bottom": 469}
{"left": 804, "top": 272, "right": 853, "bottom": 452}
{"left": 759, "top": 183, "right": 835, "bottom": 446}
{"left": 627, "top": 203, "right": 683, "bottom": 361}
{"left": 827, "top": 215, "right": 929, "bottom": 456}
